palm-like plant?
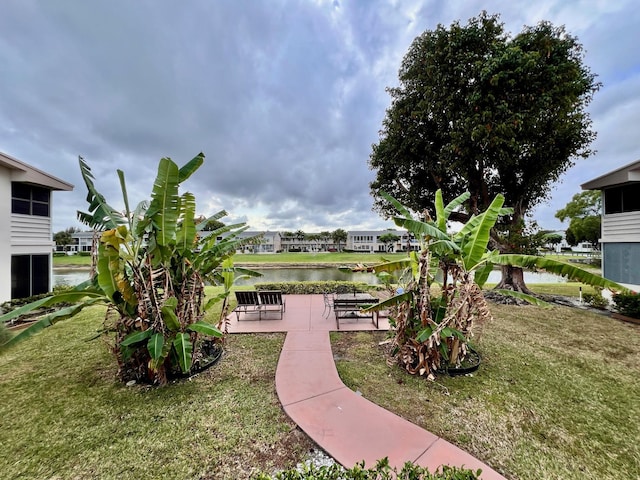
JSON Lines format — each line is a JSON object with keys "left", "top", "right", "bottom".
{"left": 368, "top": 191, "right": 628, "bottom": 380}
{"left": 1, "top": 154, "right": 259, "bottom": 385}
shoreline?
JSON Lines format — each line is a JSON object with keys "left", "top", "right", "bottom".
{"left": 53, "top": 262, "right": 350, "bottom": 270}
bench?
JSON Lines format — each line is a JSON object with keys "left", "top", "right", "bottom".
{"left": 233, "top": 291, "right": 261, "bottom": 320}
{"left": 258, "top": 290, "right": 286, "bottom": 319}
{"left": 333, "top": 295, "right": 379, "bottom": 329}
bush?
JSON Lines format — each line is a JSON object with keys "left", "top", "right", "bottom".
{"left": 78, "top": 251, "right": 92, "bottom": 256}
{"left": 53, "top": 252, "right": 68, "bottom": 257}
{"left": 252, "top": 459, "right": 480, "bottom": 480}
{"left": 254, "top": 281, "right": 377, "bottom": 294}
{"left": 612, "top": 292, "right": 640, "bottom": 319}
{"left": 582, "top": 290, "right": 609, "bottom": 309}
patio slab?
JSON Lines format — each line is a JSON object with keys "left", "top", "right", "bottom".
{"left": 227, "top": 294, "right": 506, "bottom": 479}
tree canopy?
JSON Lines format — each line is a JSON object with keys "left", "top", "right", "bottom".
{"left": 369, "top": 12, "right": 599, "bottom": 290}
{"left": 370, "top": 12, "right": 599, "bottom": 231}
{"left": 556, "top": 190, "right": 601, "bottom": 246}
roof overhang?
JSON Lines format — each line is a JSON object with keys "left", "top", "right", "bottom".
{"left": 0, "top": 151, "right": 74, "bottom": 191}
{"left": 581, "top": 159, "right": 640, "bottom": 190}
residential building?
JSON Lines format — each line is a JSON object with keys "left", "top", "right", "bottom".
{"left": 1, "top": 151, "right": 73, "bottom": 301}
{"left": 581, "top": 159, "right": 640, "bottom": 290}
{"left": 346, "top": 230, "right": 418, "bottom": 253}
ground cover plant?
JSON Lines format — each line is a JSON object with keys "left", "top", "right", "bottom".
{"left": 331, "top": 301, "right": 640, "bottom": 480}
{"left": 0, "top": 303, "right": 316, "bottom": 479}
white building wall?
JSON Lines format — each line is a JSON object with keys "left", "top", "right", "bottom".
{"left": 601, "top": 211, "right": 640, "bottom": 243}
{"left": 0, "top": 168, "right": 11, "bottom": 301}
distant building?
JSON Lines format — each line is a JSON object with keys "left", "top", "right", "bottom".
{"left": 582, "top": 159, "right": 640, "bottom": 290}
{"left": 1, "top": 151, "right": 73, "bottom": 301}
{"left": 346, "top": 230, "right": 418, "bottom": 253}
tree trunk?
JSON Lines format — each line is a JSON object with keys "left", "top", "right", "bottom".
{"left": 494, "top": 264, "right": 533, "bottom": 294}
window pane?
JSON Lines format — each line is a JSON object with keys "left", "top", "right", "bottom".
{"left": 12, "top": 199, "right": 30, "bottom": 214}
{"left": 11, "top": 255, "right": 31, "bottom": 299}
{"left": 31, "top": 255, "right": 49, "bottom": 295}
{"left": 604, "top": 187, "right": 623, "bottom": 214}
{"left": 11, "top": 182, "right": 31, "bottom": 199}
{"left": 32, "top": 202, "right": 49, "bottom": 217}
{"left": 31, "top": 187, "right": 50, "bottom": 203}
{"left": 622, "top": 184, "right": 640, "bottom": 212}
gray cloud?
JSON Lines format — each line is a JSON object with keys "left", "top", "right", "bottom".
{"left": 1, "top": 0, "right": 638, "bottom": 234}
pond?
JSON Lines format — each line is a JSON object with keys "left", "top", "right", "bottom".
{"left": 53, "top": 267, "right": 567, "bottom": 287}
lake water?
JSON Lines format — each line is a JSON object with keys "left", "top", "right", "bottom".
{"left": 53, "top": 267, "right": 567, "bottom": 287}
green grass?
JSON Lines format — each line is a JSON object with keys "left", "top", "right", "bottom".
{"left": 331, "top": 304, "right": 640, "bottom": 480}
{"left": 54, "top": 252, "right": 408, "bottom": 267}
{"left": 0, "top": 299, "right": 314, "bottom": 479}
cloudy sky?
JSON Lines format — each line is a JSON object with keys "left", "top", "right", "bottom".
{"left": 1, "top": 0, "right": 638, "bottom": 234}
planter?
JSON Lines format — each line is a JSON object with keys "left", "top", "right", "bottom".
{"left": 611, "top": 312, "right": 640, "bottom": 326}
{"left": 440, "top": 348, "right": 481, "bottom": 376}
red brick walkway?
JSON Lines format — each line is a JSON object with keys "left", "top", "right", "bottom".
{"left": 228, "top": 294, "right": 507, "bottom": 479}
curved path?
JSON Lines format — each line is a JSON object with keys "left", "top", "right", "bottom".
{"left": 229, "top": 294, "right": 507, "bottom": 479}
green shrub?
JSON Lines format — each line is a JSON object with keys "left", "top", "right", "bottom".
{"left": 252, "top": 459, "right": 480, "bottom": 480}
{"left": 53, "top": 252, "right": 68, "bottom": 257}
{"left": 254, "top": 281, "right": 376, "bottom": 294}
{"left": 78, "top": 251, "right": 92, "bottom": 256}
{"left": 612, "top": 292, "right": 640, "bottom": 319}
{"left": 582, "top": 289, "right": 609, "bottom": 309}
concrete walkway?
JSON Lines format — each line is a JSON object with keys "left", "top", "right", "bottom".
{"left": 228, "top": 294, "right": 507, "bottom": 479}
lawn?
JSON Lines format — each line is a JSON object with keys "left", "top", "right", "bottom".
{"left": 53, "top": 252, "right": 409, "bottom": 267}
{"left": 331, "top": 302, "right": 640, "bottom": 480}
{"left": 0, "top": 300, "right": 315, "bottom": 479}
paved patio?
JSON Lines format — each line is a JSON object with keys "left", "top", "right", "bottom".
{"left": 227, "top": 294, "right": 506, "bottom": 479}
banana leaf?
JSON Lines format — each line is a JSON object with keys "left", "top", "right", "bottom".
{"left": 391, "top": 217, "right": 453, "bottom": 243}
{"left": 187, "top": 321, "right": 223, "bottom": 337}
{"left": 492, "top": 254, "right": 630, "bottom": 292}
{"left": 442, "top": 192, "right": 471, "bottom": 223}
{"left": 460, "top": 194, "right": 505, "bottom": 271}
{"left": 146, "top": 157, "right": 180, "bottom": 247}
{"left": 178, "top": 152, "right": 204, "bottom": 183}
{"left": 176, "top": 192, "right": 196, "bottom": 255}
{"left": 173, "top": 333, "right": 193, "bottom": 373}
{"left": 195, "top": 209, "right": 228, "bottom": 232}
{"left": 381, "top": 191, "right": 413, "bottom": 219}
{"left": 361, "top": 291, "right": 414, "bottom": 312}
{"left": 76, "top": 156, "right": 124, "bottom": 229}
{"left": 492, "top": 289, "right": 552, "bottom": 307}
{"left": 0, "top": 297, "right": 106, "bottom": 351}
{"left": 147, "top": 333, "right": 165, "bottom": 361}
{"left": 121, "top": 329, "right": 153, "bottom": 347}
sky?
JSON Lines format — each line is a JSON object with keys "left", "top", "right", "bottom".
{"left": 1, "top": 0, "right": 639, "bottom": 234}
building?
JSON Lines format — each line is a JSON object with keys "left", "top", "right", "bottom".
{"left": 581, "top": 159, "right": 640, "bottom": 290}
{"left": 1, "top": 151, "right": 73, "bottom": 301}
{"left": 346, "top": 230, "right": 418, "bottom": 253}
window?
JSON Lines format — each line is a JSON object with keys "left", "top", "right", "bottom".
{"left": 604, "top": 184, "right": 640, "bottom": 214}
{"left": 11, "top": 254, "right": 50, "bottom": 299}
{"left": 11, "top": 183, "right": 50, "bottom": 217}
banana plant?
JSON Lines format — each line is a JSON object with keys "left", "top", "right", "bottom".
{"left": 362, "top": 191, "right": 628, "bottom": 380}
{"left": 0, "top": 154, "right": 260, "bottom": 385}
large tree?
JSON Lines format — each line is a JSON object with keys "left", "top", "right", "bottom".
{"left": 369, "top": 12, "right": 599, "bottom": 292}
{"left": 556, "top": 190, "right": 601, "bottom": 248}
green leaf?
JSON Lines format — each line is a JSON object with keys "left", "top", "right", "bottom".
{"left": 435, "top": 189, "right": 446, "bottom": 231}
{"left": 173, "top": 333, "right": 193, "bottom": 374}
{"left": 493, "top": 254, "right": 631, "bottom": 293}
{"left": 493, "top": 289, "right": 552, "bottom": 307}
{"left": 187, "top": 321, "right": 223, "bottom": 337}
{"left": 76, "top": 156, "right": 124, "bottom": 229}
{"left": 416, "top": 326, "right": 433, "bottom": 343}
{"left": 162, "top": 299, "right": 181, "bottom": 332}
{"left": 0, "top": 298, "right": 104, "bottom": 352}
{"left": 176, "top": 192, "right": 196, "bottom": 254}
{"left": 473, "top": 262, "right": 495, "bottom": 287}
{"left": 460, "top": 194, "right": 505, "bottom": 271}
{"left": 145, "top": 157, "right": 180, "bottom": 247}
{"left": 178, "top": 153, "right": 204, "bottom": 183}
{"left": 147, "top": 333, "right": 165, "bottom": 361}
{"left": 121, "top": 329, "right": 153, "bottom": 347}
{"left": 443, "top": 192, "right": 471, "bottom": 222}
{"left": 380, "top": 191, "right": 413, "bottom": 219}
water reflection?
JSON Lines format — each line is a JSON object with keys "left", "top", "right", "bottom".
{"left": 54, "top": 267, "right": 567, "bottom": 287}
